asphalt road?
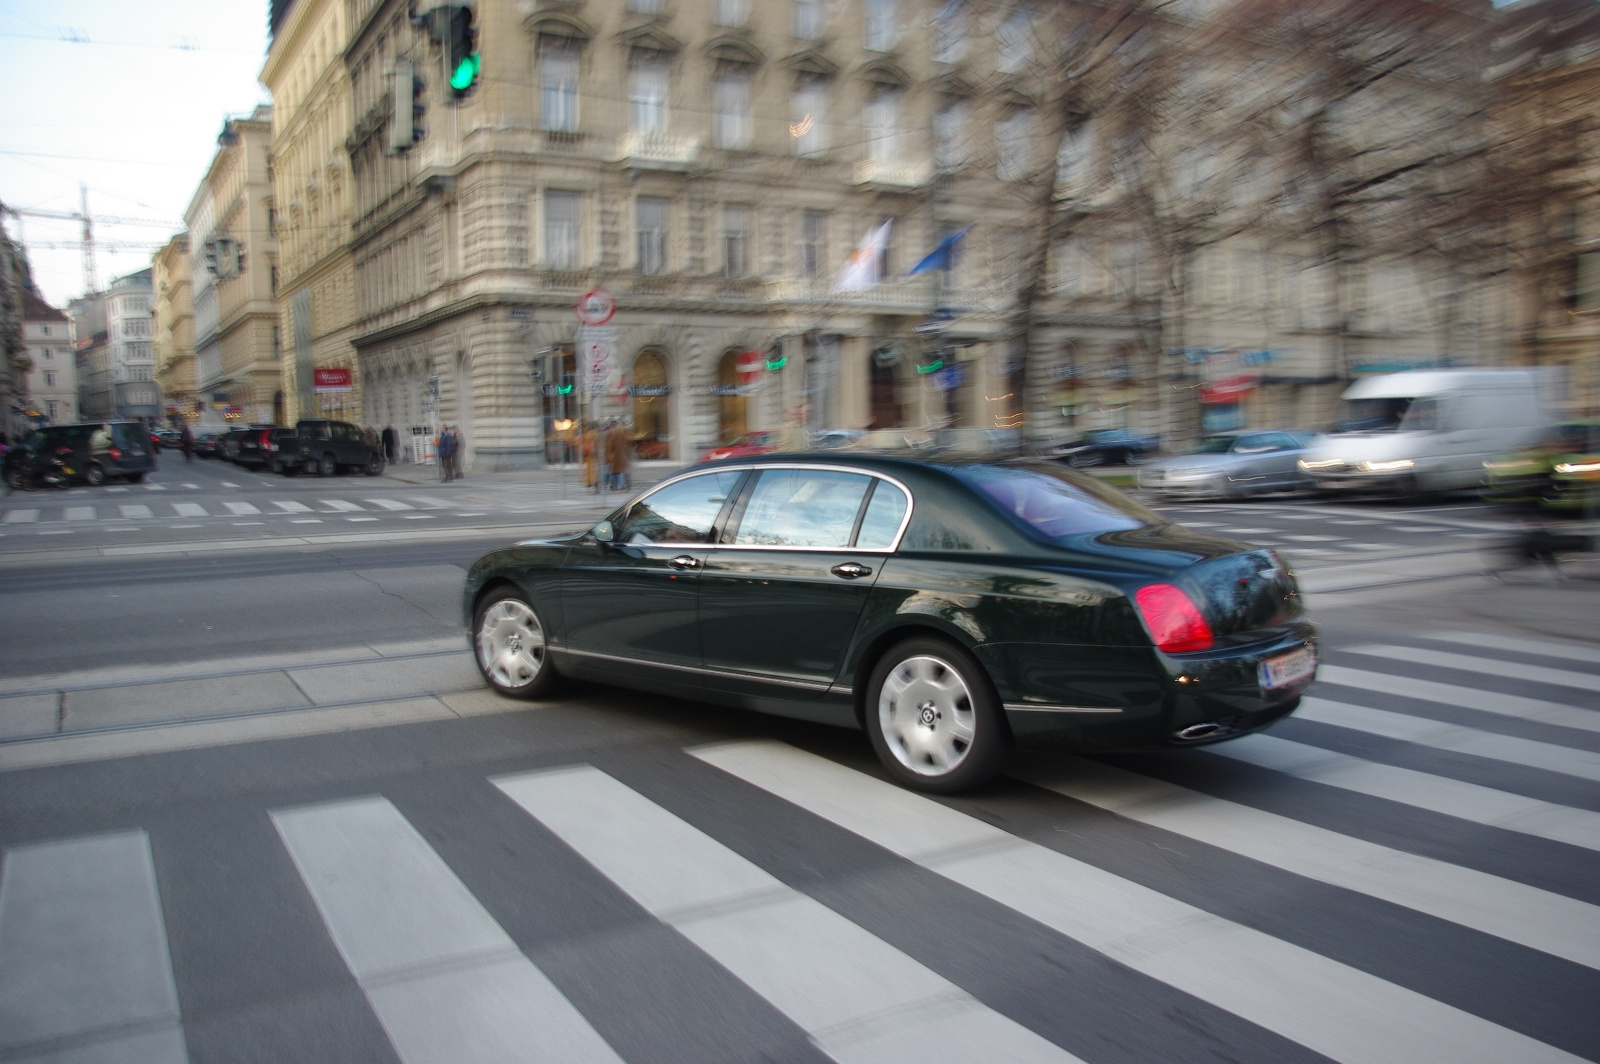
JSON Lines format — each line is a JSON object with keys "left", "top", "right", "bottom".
{"left": 2, "top": 481, "right": 1595, "bottom": 1064}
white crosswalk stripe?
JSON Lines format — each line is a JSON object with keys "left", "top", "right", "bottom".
{"left": 1318, "top": 664, "right": 1600, "bottom": 734}
{"left": 408, "top": 496, "right": 450, "bottom": 509}
{"left": 692, "top": 741, "right": 1580, "bottom": 1064}
{"left": 319, "top": 499, "right": 365, "bottom": 512}
{"left": 2, "top": 509, "right": 38, "bottom": 523}
{"left": 171, "top": 502, "right": 208, "bottom": 518}
{"left": 272, "top": 500, "right": 313, "bottom": 513}
{"left": 1348, "top": 644, "right": 1600, "bottom": 694}
{"left": 365, "top": 498, "right": 414, "bottom": 510}
{"left": 498, "top": 766, "right": 1084, "bottom": 1064}
{"left": 119, "top": 504, "right": 154, "bottom": 520}
{"left": 63, "top": 506, "right": 94, "bottom": 521}
{"left": 1016, "top": 756, "right": 1600, "bottom": 969}
{"left": 272, "top": 796, "right": 624, "bottom": 1064}
{"left": 0, "top": 831, "right": 186, "bottom": 1063}
{"left": 144, "top": 483, "right": 168, "bottom": 491}
{"left": 222, "top": 501, "right": 262, "bottom": 516}
{"left": 1208, "top": 734, "right": 1600, "bottom": 852}
{"left": 1425, "top": 630, "right": 1599, "bottom": 664}
{"left": 1297, "top": 698, "right": 1600, "bottom": 782}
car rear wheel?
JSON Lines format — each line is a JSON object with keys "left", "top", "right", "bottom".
{"left": 865, "top": 637, "right": 1009, "bottom": 792}
{"left": 473, "top": 588, "right": 559, "bottom": 699}
{"left": 317, "top": 453, "right": 337, "bottom": 477}
{"left": 84, "top": 463, "right": 106, "bottom": 487}
{"left": 364, "top": 454, "right": 384, "bottom": 476}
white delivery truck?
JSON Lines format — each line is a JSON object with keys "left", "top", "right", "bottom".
{"left": 1298, "top": 369, "right": 1546, "bottom": 495}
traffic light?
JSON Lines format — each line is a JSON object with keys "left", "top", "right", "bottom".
{"left": 389, "top": 57, "right": 426, "bottom": 151}
{"left": 447, "top": 5, "right": 479, "bottom": 97}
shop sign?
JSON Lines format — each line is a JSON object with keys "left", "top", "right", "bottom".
{"left": 1199, "top": 375, "right": 1258, "bottom": 405}
{"left": 712, "top": 384, "right": 757, "bottom": 397}
{"left": 313, "top": 367, "right": 353, "bottom": 393}
{"left": 630, "top": 384, "right": 671, "bottom": 397}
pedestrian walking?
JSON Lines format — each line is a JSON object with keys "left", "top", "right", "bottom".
{"left": 448, "top": 425, "right": 465, "bottom": 480}
{"left": 581, "top": 421, "right": 600, "bottom": 493}
{"left": 604, "top": 420, "right": 632, "bottom": 492}
{"left": 180, "top": 425, "right": 194, "bottom": 464}
{"left": 437, "top": 425, "right": 455, "bottom": 482}
{"left": 381, "top": 425, "right": 397, "bottom": 463}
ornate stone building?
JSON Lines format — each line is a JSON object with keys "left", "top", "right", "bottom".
{"left": 263, "top": 0, "right": 364, "bottom": 426}
{"left": 152, "top": 235, "right": 197, "bottom": 421}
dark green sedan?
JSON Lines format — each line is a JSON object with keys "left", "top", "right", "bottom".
{"left": 463, "top": 455, "right": 1317, "bottom": 792}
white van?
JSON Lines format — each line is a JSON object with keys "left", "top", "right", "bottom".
{"left": 1299, "top": 369, "right": 1546, "bottom": 495}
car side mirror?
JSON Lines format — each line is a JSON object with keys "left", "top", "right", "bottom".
{"left": 592, "top": 519, "right": 615, "bottom": 544}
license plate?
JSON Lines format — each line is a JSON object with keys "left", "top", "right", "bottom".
{"left": 60, "top": 466, "right": 75, "bottom": 475}
{"left": 1260, "top": 645, "right": 1316, "bottom": 690}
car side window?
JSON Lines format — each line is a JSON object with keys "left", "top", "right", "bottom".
{"left": 854, "top": 480, "right": 909, "bottom": 549}
{"left": 1232, "top": 434, "right": 1277, "bottom": 454}
{"left": 733, "top": 469, "right": 874, "bottom": 548}
{"left": 617, "top": 471, "right": 742, "bottom": 544}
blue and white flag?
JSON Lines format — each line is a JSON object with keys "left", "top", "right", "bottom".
{"left": 907, "top": 228, "right": 970, "bottom": 277}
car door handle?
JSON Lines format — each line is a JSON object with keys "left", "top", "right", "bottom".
{"left": 669, "top": 555, "right": 699, "bottom": 570}
{"left": 830, "top": 562, "right": 872, "bottom": 579}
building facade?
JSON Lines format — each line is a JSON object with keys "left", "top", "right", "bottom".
{"left": 152, "top": 235, "right": 197, "bottom": 422}
{"left": 262, "top": 0, "right": 363, "bottom": 428}
{"left": 186, "top": 109, "right": 282, "bottom": 426}
{"left": 21, "top": 290, "right": 77, "bottom": 425}
{"left": 69, "top": 292, "right": 111, "bottom": 422}
{"left": 1, "top": 224, "right": 33, "bottom": 441}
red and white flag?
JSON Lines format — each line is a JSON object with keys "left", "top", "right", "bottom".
{"left": 832, "top": 220, "right": 892, "bottom": 293}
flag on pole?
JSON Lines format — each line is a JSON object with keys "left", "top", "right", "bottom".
{"left": 832, "top": 220, "right": 893, "bottom": 292}
{"left": 907, "top": 227, "right": 970, "bottom": 277}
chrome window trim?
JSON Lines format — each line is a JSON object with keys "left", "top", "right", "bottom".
{"left": 617, "top": 462, "right": 915, "bottom": 553}
{"left": 557, "top": 644, "right": 843, "bottom": 693}
{"left": 1002, "top": 702, "right": 1122, "bottom": 715}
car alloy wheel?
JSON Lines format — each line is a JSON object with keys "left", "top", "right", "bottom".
{"left": 473, "top": 589, "right": 559, "bottom": 699}
{"left": 365, "top": 454, "right": 384, "bottom": 476}
{"left": 865, "top": 637, "right": 1008, "bottom": 792}
{"left": 318, "top": 454, "right": 336, "bottom": 477}
{"left": 84, "top": 463, "right": 106, "bottom": 487}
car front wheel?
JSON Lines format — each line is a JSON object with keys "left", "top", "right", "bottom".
{"left": 865, "top": 636, "right": 1009, "bottom": 792}
{"left": 473, "top": 588, "right": 559, "bottom": 699}
{"left": 317, "top": 454, "right": 337, "bottom": 477}
{"left": 84, "top": 463, "right": 106, "bottom": 487}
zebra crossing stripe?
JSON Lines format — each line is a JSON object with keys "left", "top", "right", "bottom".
{"left": 64, "top": 506, "right": 94, "bottom": 521}
{"left": 3, "top": 509, "right": 39, "bottom": 523}
{"left": 1347, "top": 645, "right": 1600, "bottom": 694}
{"left": 319, "top": 500, "right": 365, "bottom": 512}
{"left": 271, "top": 796, "right": 624, "bottom": 1064}
{"left": 1425, "top": 631, "right": 1600, "bottom": 665}
{"left": 172, "top": 503, "right": 208, "bottom": 518}
{"left": 365, "top": 499, "right": 414, "bottom": 511}
{"left": 119, "top": 504, "right": 154, "bottom": 520}
{"left": 223, "top": 501, "right": 262, "bottom": 516}
{"left": 1017, "top": 756, "right": 1600, "bottom": 969}
{"left": 494, "top": 765, "right": 1086, "bottom": 1064}
{"left": 0, "top": 831, "right": 186, "bottom": 1063}
{"left": 408, "top": 497, "right": 450, "bottom": 509}
{"left": 1296, "top": 699, "right": 1600, "bottom": 783}
{"left": 691, "top": 740, "right": 1583, "bottom": 1064}
{"left": 272, "top": 500, "right": 313, "bottom": 513}
{"left": 1319, "top": 665, "right": 1600, "bottom": 735}
{"left": 1209, "top": 734, "right": 1600, "bottom": 853}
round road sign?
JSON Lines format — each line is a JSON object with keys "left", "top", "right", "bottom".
{"left": 736, "top": 349, "right": 765, "bottom": 384}
{"left": 575, "top": 289, "right": 616, "bottom": 326}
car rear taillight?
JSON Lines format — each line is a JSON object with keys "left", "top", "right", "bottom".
{"left": 109, "top": 447, "right": 123, "bottom": 460}
{"left": 1134, "top": 583, "right": 1214, "bottom": 653}
{"left": 260, "top": 430, "right": 274, "bottom": 451}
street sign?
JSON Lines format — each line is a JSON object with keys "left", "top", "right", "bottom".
{"left": 582, "top": 338, "right": 617, "bottom": 389}
{"left": 932, "top": 365, "right": 966, "bottom": 393}
{"left": 736, "top": 349, "right": 764, "bottom": 384}
{"left": 913, "top": 308, "right": 958, "bottom": 334}
{"left": 574, "top": 289, "right": 616, "bottom": 326}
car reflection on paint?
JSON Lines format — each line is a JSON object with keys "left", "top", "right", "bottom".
{"left": 463, "top": 455, "right": 1317, "bottom": 792}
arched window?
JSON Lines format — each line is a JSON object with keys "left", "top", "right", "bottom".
{"left": 716, "top": 350, "right": 750, "bottom": 442}
{"left": 631, "top": 349, "right": 670, "bottom": 460}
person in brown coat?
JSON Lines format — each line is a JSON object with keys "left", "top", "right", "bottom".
{"left": 604, "top": 420, "right": 632, "bottom": 491}
{"left": 581, "top": 422, "right": 601, "bottom": 492}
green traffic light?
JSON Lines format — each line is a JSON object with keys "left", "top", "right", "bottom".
{"left": 450, "top": 53, "right": 480, "bottom": 92}
{"left": 557, "top": 382, "right": 573, "bottom": 395}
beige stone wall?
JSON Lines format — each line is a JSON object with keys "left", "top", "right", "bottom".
{"left": 152, "top": 235, "right": 197, "bottom": 417}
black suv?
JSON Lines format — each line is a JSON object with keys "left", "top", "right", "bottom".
{"left": 12, "top": 422, "right": 157, "bottom": 486}
{"left": 276, "top": 419, "right": 385, "bottom": 477}
{"left": 222, "top": 425, "right": 279, "bottom": 469}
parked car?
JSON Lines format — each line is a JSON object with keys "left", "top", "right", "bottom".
{"left": 810, "top": 428, "right": 867, "bottom": 451}
{"left": 700, "top": 430, "right": 779, "bottom": 462}
{"left": 155, "top": 428, "right": 182, "bottom": 449}
{"left": 193, "top": 431, "right": 223, "bottom": 458}
{"left": 221, "top": 424, "right": 275, "bottom": 467}
{"left": 463, "top": 454, "right": 1317, "bottom": 792}
{"left": 1048, "top": 428, "right": 1160, "bottom": 467}
{"left": 265, "top": 427, "right": 306, "bottom": 475}
{"left": 1138, "top": 431, "right": 1316, "bottom": 500}
{"left": 12, "top": 421, "right": 156, "bottom": 485}
{"left": 1484, "top": 418, "right": 1600, "bottom": 511}
{"left": 1298, "top": 369, "right": 1547, "bottom": 495}
{"left": 280, "top": 419, "right": 385, "bottom": 477}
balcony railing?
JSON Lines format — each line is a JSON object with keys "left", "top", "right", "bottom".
{"left": 852, "top": 158, "right": 931, "bottom": 190}
{"left": 615, "top": 132, "right": 700, "bottom": 170}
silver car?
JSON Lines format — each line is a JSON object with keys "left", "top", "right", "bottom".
{"left": 1138, "top": 431, "right": 1315, "bottom": 500}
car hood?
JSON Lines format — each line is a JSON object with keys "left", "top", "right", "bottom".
{"left": 1301, "top": 433, "right": 1422, "bottom": 464}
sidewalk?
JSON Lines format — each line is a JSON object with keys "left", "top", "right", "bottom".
{"left": 379, "top": 458, "right": 686, "bottom": 489}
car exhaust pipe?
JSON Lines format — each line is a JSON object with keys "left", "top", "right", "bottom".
{"left": 1173, "top": 722, "right": 1223, "bottom": 742}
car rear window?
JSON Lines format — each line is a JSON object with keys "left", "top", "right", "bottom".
{"left": 111, "top": 424, "right": 145, "bottom": 447}
{"left": 953, "top": 463, "right": 1161, "bottom": 540}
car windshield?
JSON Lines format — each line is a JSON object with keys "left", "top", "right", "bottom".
{"left": 952, "top": 463, "right": 1162, "bottom": 540}
{"left": 1332, "top": 397, "right": 1419, "bottom": 433}
{"left": 1187, "top": 437, "right": 1238, "bottom": 454}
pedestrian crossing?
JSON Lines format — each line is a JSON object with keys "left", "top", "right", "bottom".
{"left": 1152, "top": 502, "right": 1511, "bottom": 558}
{"left": 3, "top": 631, "right": 1598, "bottom": 1063}
{"left": 0, "top": 497, "right": 486, "bottom": 526}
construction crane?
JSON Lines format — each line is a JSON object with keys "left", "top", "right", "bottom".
{"left": 0, "top": 184, "right": 180, "bottom": 293}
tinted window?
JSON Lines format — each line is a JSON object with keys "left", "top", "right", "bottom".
{"left": 855, "top": 481, "right": 909, "bottom": 549}
{"left": 619, "top": 471, "right": 742, "bottom": 544}
{"left": 953, "top": 463, "right": 1159, "bottom": 540}
{"left": 734, "top": 469, "right": 873, "bottom": 547}
{"left": 1231, "top": 434, "right": 1279, "bottom": 454}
